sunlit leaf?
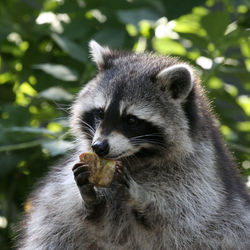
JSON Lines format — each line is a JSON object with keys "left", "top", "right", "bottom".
{"left": 38, "top": 87, "right": 74, "bottom": 101}
{"left": 208, "top": 76, "right": 223, "bottom": 89}
{"left": 237, "top": 95, "right": 250, "bottom": 116}
{"left": 174, "top": 7, "right": 208, "bottom": 36}
{"left": 152, "top": 37, "right": 186, "bottom": 55}
{"left": 47, "top": 122, "right": 62, "bottom": 133}
{"left": 42, "top": 140, "right": 73, "bottom": 156}
{"left": 33, "top": 64, "right": 79, "bottom": 81}
{"left": 237, "top": 121, "right": 250, "bottom": 132}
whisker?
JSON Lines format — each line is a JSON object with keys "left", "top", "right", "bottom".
{"left": 58, "top": 131, "right": 71, "bottom": 140}
{"left": 122, "top": 154, "right": 141, "bottom": 169}
{"left": 53, "top": 102, "right": 72, "bottom": 114}
{"left": 75, "top": 125, "right": 94, "bottom": 140}
{"left": 130, "top": 133, "right": 163, "bottom": 140}
{"left": 130, "top": 139, "right": 167, "bottom": 149}
{"left": 130, "top": 138, "right": 165, "bottom": 144}
{"left": 76, "top": 117, "right": 95, "bottom": 136}
{"left": 52, "top": 116, "right": 69, "bottom": 121}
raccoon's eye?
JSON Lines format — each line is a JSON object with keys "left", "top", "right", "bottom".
{"left": 126, "top": 115, "right": 139, "bottom": 126}
{"left": 95, "top": 108, "right": 104, "bottom": 120}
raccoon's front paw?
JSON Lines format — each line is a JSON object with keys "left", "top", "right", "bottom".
{"left": 113, "top": 164, "right": 133, "bottom": 199}
{"left": 73, "top": 162, "right": 91, "bottom": 187}
{"left": 114, "top": 165, "right": 150, "bottom": 213}
{"left": 72, "top": 163, "right": 96, "bottom": 202}
{"left": 115, "top": 164, "right": 132, "bottom": 189}
{"left": 72, "top": 162, "right": 105, "bottom": 219}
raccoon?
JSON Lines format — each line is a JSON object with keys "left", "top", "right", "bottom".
{"left": 17, "top": 41, "right": 250, "bottom": 250}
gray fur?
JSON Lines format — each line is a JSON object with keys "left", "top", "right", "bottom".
{"left": 17, "top": 41, "right": 250, "bottom": 250}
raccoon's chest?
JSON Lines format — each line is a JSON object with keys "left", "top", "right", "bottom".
{"left": 81, "top": 198, "right": 157, "bottom": 250}
{"left": 79, "top": 192, "right": 210, "bottom": 250}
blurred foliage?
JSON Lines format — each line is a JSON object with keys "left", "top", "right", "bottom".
{"left": 0, "top": 0, "right": 250, "bottom": 248}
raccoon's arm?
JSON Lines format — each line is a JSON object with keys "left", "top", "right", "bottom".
{"left": 72, "top": 162, "right": 106, "bottom": 219}
{"left": 116, "top": 167, "right": 160, "bottom": 228}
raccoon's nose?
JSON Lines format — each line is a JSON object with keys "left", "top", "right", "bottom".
{"left": 92, "top": 140, "right": 110, "bottom": 157}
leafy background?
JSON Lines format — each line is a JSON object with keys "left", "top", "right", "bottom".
{"left": 0, "top": 0, "right": 250, "bottom": 248}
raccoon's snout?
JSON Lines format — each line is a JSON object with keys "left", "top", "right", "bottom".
{"left": 92, "top": 140, "right": 110, "bottom": 157}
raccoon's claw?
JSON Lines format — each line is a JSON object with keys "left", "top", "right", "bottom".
{"left": 72, "top": 162, "right": 91, "bottom": 187}
{"left": 72, "top": 162, "right": 96, "bottom": 200}
{"left": 72, "top": 162, "right": 105, "bottom": 219}
{"left": 114, "top": 164, "right": 131, "bottom": 189}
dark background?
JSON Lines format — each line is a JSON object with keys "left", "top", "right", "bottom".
{"left": 0, "top": 0, "right": 250, "bottom": 248}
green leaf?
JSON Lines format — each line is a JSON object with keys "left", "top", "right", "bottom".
{"left": 93, "top": 28, "right": 126, "bottom": 48}
{"left": 51, "top": 34, "right": 87, "bottom": 63}
{"left": 177, "top": 33, "right": 208, "bottom": 49}
{"left": 38, "top": 87, "right": 74, "bottom": 101}
{"left": 152, "top": 37, "right": 186, "bottom": 55}
{"left": 174, "top": 7, "right": 208, "bottom": 36}
{"left": 0, "top": 139, "right": 46, "bottom": 152}
{"left": 0, "top": 153, "right": 19, "bottom": 176}
{"left": 33, "top": 64, "right": 79, "bottom": 81}
{"left": 237, "top": 95, "right": 250, "bottom": 116}
{"left": 118, "top": 8, "right": 161, "bottom": 26}
{"left": 201, "top": 11, "right": 230, "bottom": 43}
{"left": 161, "top": 0, "right": 207, "bottom": 20}
{"left": 0, "top": 84, "right": 15, "bottom": 104}
{"left": 4, "top": 126, "right": 56, "bottom": 135}
{"left": 0, "top": 105, "right": 31, "bottom": 126}
{"left": 42, "top": 140, "right": 73, "bottom": 156}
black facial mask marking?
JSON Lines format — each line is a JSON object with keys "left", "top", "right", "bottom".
{"left": 81, "top": 88, "right": 166, "bottom": 154}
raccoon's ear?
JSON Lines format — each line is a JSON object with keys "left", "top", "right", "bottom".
{"left": 156, "top": 64, "right": 194, "bottom": 100}
{"left": 89, "top": 40, "right": 111, "bottom": 70}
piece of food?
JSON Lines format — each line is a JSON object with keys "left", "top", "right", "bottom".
{"left": 79, "top": 152, "right": 116, "bottom": 187}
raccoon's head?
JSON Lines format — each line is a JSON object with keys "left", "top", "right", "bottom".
{"left": 71, "top": 41, "right": 196, "bottom": 163}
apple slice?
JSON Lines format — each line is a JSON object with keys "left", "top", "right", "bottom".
{"left": 79, "top": 152, "right": 116, "bottom": 187}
